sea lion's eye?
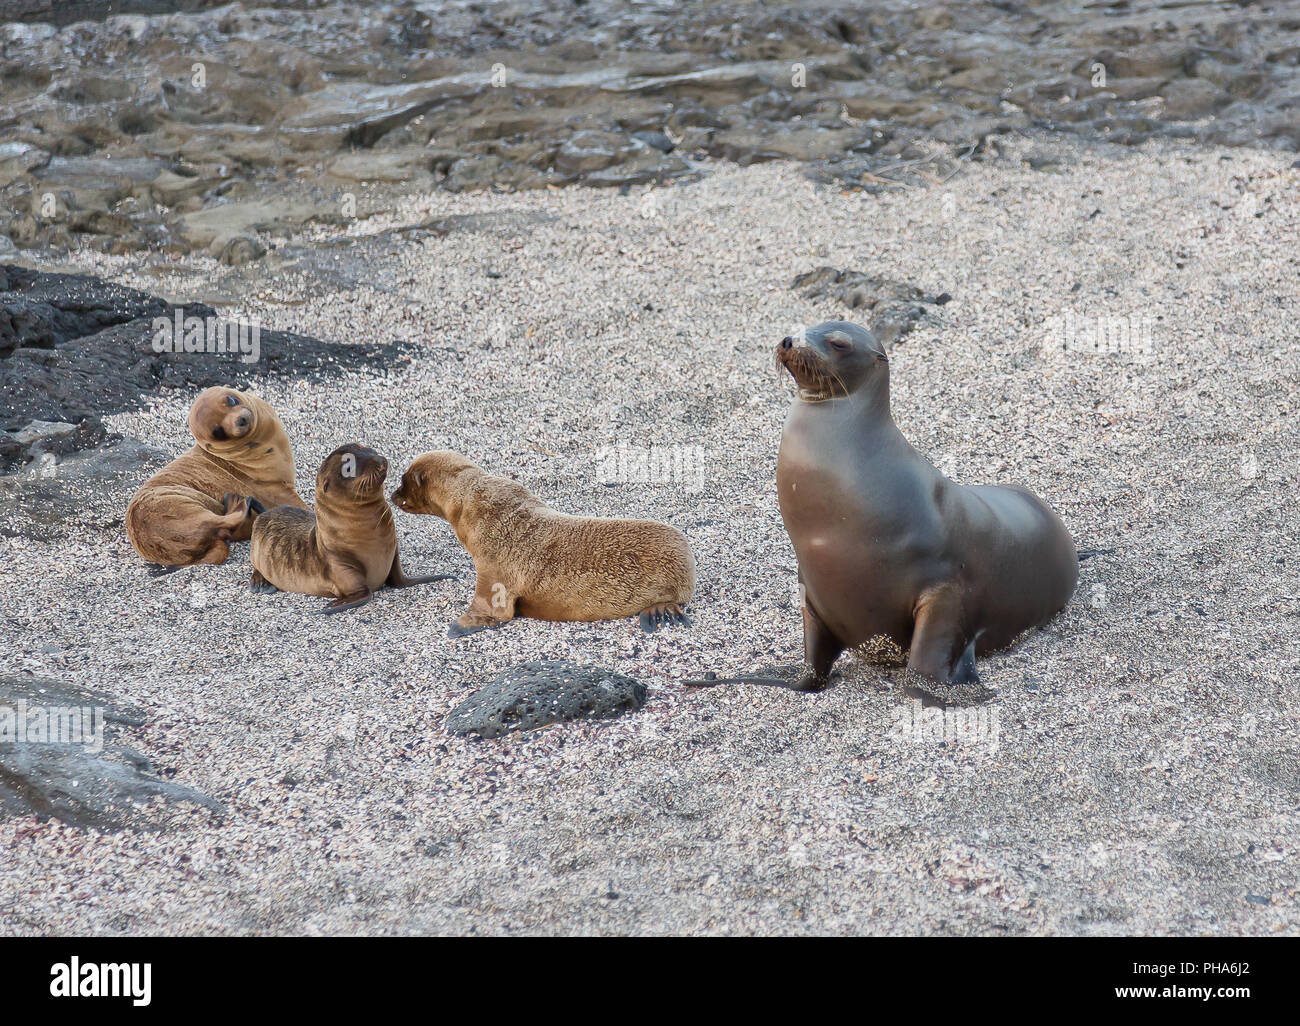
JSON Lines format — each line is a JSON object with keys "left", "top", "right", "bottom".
{"left": 826, "top": 334, "right": 852, "bottom": 352}
{"left": 225, "top": 395, "right": 239, "bottom": 407}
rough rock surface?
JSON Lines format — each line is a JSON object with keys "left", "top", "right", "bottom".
{"left": 0, "top": 264, "right": 415, "bottom": 470}
{"left": 790, "top": 267, "right": 951, "bottom": 345}
{"left": 1, "top": 1, "right": 1297, "bottom": 255}
{"left": 0, "top": 673, "right": 223, "bottom": 830}
{"left": 0, "top": 436, "right": 166, "bottom": 541}
{"left": 447, "top": 661, "right": 648, "bottom": 739}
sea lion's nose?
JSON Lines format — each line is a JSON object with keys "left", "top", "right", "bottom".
{"left": 235, "top": 413, "right": 251, "bottom": 430}
{"left": 780, "top": 337, "right": 794, "bottom": 350}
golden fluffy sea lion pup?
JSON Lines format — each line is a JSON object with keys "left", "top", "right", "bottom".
{"left": 126, "top": 386, "right": 305, "bottom": 573}
{"left": 390, "top": 450, "right": 696, "bottom": 636}
{"left": 250, "top": 443, "right": 454, "bottom": 613}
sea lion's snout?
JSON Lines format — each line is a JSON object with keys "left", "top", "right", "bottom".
{"left": 390, "top": 452, "right": 474, "bottom": 519}
{"left": 319, "top": 443, "right": 390, "bottom": 498}
{"left": 221, "top": 404, "right": 255, "bottom": 440}
{"left": 391, "top": 464, "right": 431, "bottom": 514}
{"left": 777, "top": 339, "right": 829, "bottom": 394}
{"left": 190, "top": 386, "right": 259, "bottom": 446}
{"left": 208, "top": 406, "right": 253, "bottom": 443}
{"left": 355, "top": 448, "right": 388, "bottom": 489}
{"left": 780, "top": 322, "right": 886, "bottom": 401}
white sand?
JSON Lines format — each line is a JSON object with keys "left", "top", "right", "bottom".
{"left": 1, "top": 134, "right": 1297, "bottom": 935}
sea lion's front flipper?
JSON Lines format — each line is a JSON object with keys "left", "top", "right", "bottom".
{"left": 950, "top": 637, "right": 980, "bottom": 688}
{"left": 638, "top": 602, "right": 692, "bottom": 633}
{"left": 903, "top": 585, "right": 983, "bottom": 707}
{"left": 249, "top": 569, "right": 279, "bottom": 594}
{"left": 448, "top": 583, "right": 514, "bottom": 638}
{"left": 801, "top": 600, "right": 844, "bottom": 686}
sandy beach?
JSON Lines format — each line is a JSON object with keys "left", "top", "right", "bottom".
{"left": 1, "top": 129, "right": 1297, "bottom": 934}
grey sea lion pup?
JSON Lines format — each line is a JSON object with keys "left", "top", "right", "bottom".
{"left": 250, "top": 443, "right": 453, "bottom": 613}
{"left": 691, "top": 321, "right": 1077, "bottom": 696}
{"left": 391, "top": 450, "right": 696, "bottom": 636}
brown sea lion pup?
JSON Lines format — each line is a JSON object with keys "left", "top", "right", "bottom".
{"left": 688, "top": 320, "right": 1077, "bottom": 700}
{"left": 126, "top": 386, "right": 306, "bottom": 574}
{"left": 249, "top": 443, "right": 454, "bottom": 613}
{"left": 390, "top": 451, "right": 696, "bottom": 636}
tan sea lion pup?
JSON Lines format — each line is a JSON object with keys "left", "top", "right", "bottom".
{"left": 390, "top": 450, "right": 696, "bottom": 636}
{"left": 250, "top": 443, "right": 454, "bottom": 613}
{"left": 126, "top": 386, "right": 305, "bottom": 574}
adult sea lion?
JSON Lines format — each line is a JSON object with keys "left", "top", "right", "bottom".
{"left": 126, "top": 386, "right": 305, "bottom": 572}
{"left": 250, "top": 443, "right": 453, "bottom": 613}
{"left": 695, "top": 321, "right": 1077, "bottom": 697}
{"left": 391, "top": 450, "right": 695, "bottom": 636}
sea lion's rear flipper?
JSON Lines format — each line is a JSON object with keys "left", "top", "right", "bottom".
{"left": 219, "top": 493, "right": 258, "bottom": 543}
{"left": 385, "top": 550, "right": 456, "bottom": 589}
{"left": 322, "top": 590, "right": 372, "bottom": 614}
{"left": 398, "top": 573, "right": 458, "bottom": 587}
{"left": 681, "top": 664, "right": 831, "bottom": 690}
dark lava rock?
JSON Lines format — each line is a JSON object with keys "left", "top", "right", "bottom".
{"left": 791, "top": 267, "right": 948, "bottom": 346}
{"left": 0, "top": 2, "right": 229, "bottom": 25}
{"left": 0, "top": 265, "right": 167, "bottom": 357}
{"left": 0, "top": 436, "right": 167, "bottom": 541}
{"left": 447, "top": 660, "right": 648, "bottom": 739}
{"left": 1, "top": 264, "right": 415, "bottom": 470}
{"left": 0, "top": 673, "right": 223, "bottom": 830}
{"left": 632, "top": 131, "right": 675, "bottom": 153}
